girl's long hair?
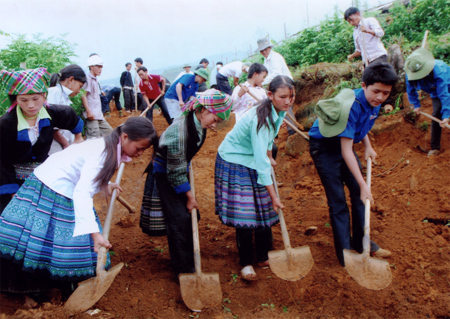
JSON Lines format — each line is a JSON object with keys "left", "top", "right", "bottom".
{"left": 94, "top": 117, "right": 158, "bottom": 188}
{"left": 50, "top": 64, "right": 87, "bottom": 87}
{"left": 256, "top": 75, "right": 295, "bottom": 133}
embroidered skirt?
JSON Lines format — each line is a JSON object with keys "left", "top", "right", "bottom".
{"left": 140, "top": 171, "right": 166, "bottom": 236}
{"left": 0, "top": 174, "right": 110, "bottom": 282}
{"left": 215, "top": 154, "right": 279, "bottom": 229}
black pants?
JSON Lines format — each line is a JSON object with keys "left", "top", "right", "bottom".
{"left": 145, "top": 97, "right": 173, "bottom": 125}
{"left": 216, "top": 74, "right": 232, "bottom": 95}
{"left": 122, "top": 88, "right": 134, "bottom": 111}
{"left": 137, "top": 93, "right": 147, "bottom": 112}
{"left": 155, "top": 172, "right": 195, "bottom": 274}
{"left": 236, "top": 227, "right": 273, "bottom": 267}
{"left": 431, "top": 97, "right": 443, "bottom": 150}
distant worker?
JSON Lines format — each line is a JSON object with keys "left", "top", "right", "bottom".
{"left": 164, "top": 69, "right": 209, "bottom": 119}
{"left": 257, "top": 37, "right": 293, "bottom": 86}
{"left": 405, "top": 48, "right": 450, "bottom": 156}
{"left": 216, "top": 61, "right": 251, "bottom": 95}
{"left": 174, "top": 63, "right": 194, "bottom": 82}
{"left": 345, "top": 7, "right": 388, "bottom": 66}
{"left": 195, "top": 58, "right": 209, "bottom": 70}
{"left": 134, "top": 57, "right": 147, "bottom": 112}
{"left": 210, "top": 62, "right": 223, "bottom": 89}
{"left": 101, "top": 85, "right": 124, "bottom": 118}
{"left": 120, "top": 62, "right": 135, "bottom": 113}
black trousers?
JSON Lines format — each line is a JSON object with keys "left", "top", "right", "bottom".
{"left": 145, "top": 97, "right": 173, "bottom": 125}
{"left": 122, "top": 88, "right": 135, "bottom": 111}
{"left": 236, "top": 227, "right": 273, "bottom": 267}
{"left": 155, "top": 172, "right": 195, "bottom": 274}
{"left": 137, "top": 93, "right": 147, "bottom": 112}
{"left": 431, "top": 97, "right": 443, "bottom": 150}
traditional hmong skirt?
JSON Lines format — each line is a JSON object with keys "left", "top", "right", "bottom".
{"left": 215, "top": 154, "right": 279, "bottom": 228}
{"left": 140, "top": 171, "right": 166, "bottom": 236}
{"left": 0, "top": 174, "right": 110, "bottom": 283}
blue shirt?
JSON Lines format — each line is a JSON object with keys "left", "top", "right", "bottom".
{"left": 406, "top": 60, "right": 450, "bottom": 119}
{"left": 218, "top": 105, "right": 286, "bottom": 186}
{"left": 309, "top": 88, "right": 381, "bottom": 143}
{"left": 165, "top": 74, "right": 198, "bottom": 102}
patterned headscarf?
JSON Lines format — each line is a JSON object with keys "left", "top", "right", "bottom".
{"left": 1, "top": 67, "right": 51, "bottom": 112}
{"left": 181, "top": 89, "right": 233, "bottom": 120}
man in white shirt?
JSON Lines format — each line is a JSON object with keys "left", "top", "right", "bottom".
{"left": 210, "top": 62, "right": 223, "bottom": 89}
{"left": 257, "top": 37, "right": 293, "bottom": 87}
{"left": 216, "top": 61, "right": 251, "bottom": 95}
{"left": 174, "top": 63, "right": 195, "bottom": 82}
{"left": 345, "top": 7, "right": 388, "bottom": 66}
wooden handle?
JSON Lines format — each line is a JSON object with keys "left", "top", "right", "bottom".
{"left": 271, "top": 167, "right": 292, "bottom": 250}
{"left": 189, "top": 165, "right": 202, "bottom": 275}
{"left": 421, "top": 30, "right": 429, "bottom": 49}
{"left": 117, "top": 195, "right": 136, "bottom": 214}
{"left": 103, "top": 163, "right": 126, "bottom": 242}
{"left": 420, "top": 111, "right": 450, "bottom": 129}
{"left": 239, "top": 84, "right": 262, "bottom": 103}
{"left": 362, "top": 157, "right": 372, "bottom": 256}
{"left": 140, "top": 94, "right": 163, "bottom": 117}
{"left": 286, "top": 112, "right": 305, "bottom": 131}
{"left": 283, "top": 119, "right": 310, "bottom": 141}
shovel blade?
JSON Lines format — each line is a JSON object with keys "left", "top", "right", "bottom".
{"left": 64, "top": 262, "right": 124, "bottom": 316}
{"left": 268, "top": 245, "right": 314, "bottom": 281}
{"left": 179, "top": 272, "right": 222, "bottom": 312}
{"left": 344, "top": 249, "right": 392, "bottom": 290}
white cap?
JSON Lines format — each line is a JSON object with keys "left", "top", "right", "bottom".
{"left": 87, "top": 55, "right": 104, "bottom": 67}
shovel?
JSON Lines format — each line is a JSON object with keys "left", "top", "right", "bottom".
{"left": 179, "top": 165, "right": 222, "bottom": 311}
{"left": 65, "top": 163, "right": 126, "bottom": 315}
{"left": 343, "top": 157, "right": 392, "bottom": 290}
{"left": 268, "top": 168, "right": 314, "bottom": 281}
{"left": 140, "top": 93, "right": 163, "bottom": 118}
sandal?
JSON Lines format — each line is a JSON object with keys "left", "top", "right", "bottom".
{"left": 241, "top": 265, "right": 258, "bottom": 281}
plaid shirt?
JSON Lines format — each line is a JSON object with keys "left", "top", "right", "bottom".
{"left": 153, "top": 112, "right": 205, "bottom": 194}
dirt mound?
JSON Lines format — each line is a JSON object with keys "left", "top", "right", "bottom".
{"left": 1, "top": 96, "right": 449, "bottom": 318}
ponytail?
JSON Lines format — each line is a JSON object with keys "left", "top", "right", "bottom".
{"left": 94, "top": 117, "right": 158, "bottom": 188}
{"left": 50, "top": 73, "right": 60, "bottom": 87}
{"left": 256, "top": 75, "right": 295, "bottom": 133}
{"left": 50, "top": 64, "right": 87, "bottom": 88}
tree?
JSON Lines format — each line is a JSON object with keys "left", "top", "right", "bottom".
{"left": 0, "top": 33, "right": 78, "bottom": 115}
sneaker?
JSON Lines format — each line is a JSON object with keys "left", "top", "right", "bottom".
{"left": 427, "top": 150, "right": 440, "bottom": 157}
{"left": 126, "top": 110, "right": 132, "bottom": 113}
{"left": 119, "top": 110, "right": 123, "bottom": 118}
{"left": 104, "top": 112, "right": 111, "bottom": 118}
{"left": 371, "top": 248, "right": 392, "bottom": 258}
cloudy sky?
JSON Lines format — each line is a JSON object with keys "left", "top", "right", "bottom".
{"left": 1, "top": 0, "right": 391, "bottom": 81}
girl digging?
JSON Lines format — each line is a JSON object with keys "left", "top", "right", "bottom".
{"left": 215, "top": 75, "right": 294, "bottom": 281}
{"left": 140, "top": 89, "right": 233, "bottom": 276}
{"left": 47, "top": 64, "right": 87, "bottom": 154}
{"left": 0, "top": 68, "right": 84, "bottom": 214}
{"left": 0, "top": 116, "right": 157, "bottom": 307}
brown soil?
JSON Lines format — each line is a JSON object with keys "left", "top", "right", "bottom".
{"left": 1, "top": 95, "right": 450, "bottom": 319}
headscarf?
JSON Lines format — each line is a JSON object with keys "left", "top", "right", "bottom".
{"left": 0, "top": 67, "right": 51, "bottom": 112}
{"left": 181, "top": 89, "right": 233, "bottom": 120}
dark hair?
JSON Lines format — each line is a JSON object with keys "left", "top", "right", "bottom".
{"left": 248, "top": 63, "right": 268, "bottom": 79}
{"left": 50, "top": 64, "right": 87, "bottom": 87}
{"left": 362, "top": 62, "right": 398, "bottom": 87}
{"left": 137, "top": 66, "right": 148, "bottom": 73}
{"left": 256, "top": 75, "right": 295, "bottom": 133}
{"left": 125, "top": 62, "right": 131, "bottom": 67}
{"left": 199, "top": 58, "right": 209, "bottom": 64}
{"left": 89, "top": 53, "right": 98, "bottom": 57}
{"left": 344, "top": 7, "right": 360, "bottom": 20}
{"left": 94, "top": 117, "right": 158, "bottom": 188}
{"left": 134, "top": 57, "right": 143, "bottom": 64}
{"left": 216, "top": 62, "right": 223, "bottom": 66}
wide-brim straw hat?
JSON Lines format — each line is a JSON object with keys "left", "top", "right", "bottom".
{"left": 315, "top": 88, "right": 355, "bottom": 137}
{"left": 404, "top": 48, "right": 435, "bottom": 81}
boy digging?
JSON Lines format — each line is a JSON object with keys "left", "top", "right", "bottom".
{"left": 308, "top": 62, "right": 397, "bottom": 266}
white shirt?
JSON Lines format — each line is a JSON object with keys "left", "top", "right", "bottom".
{"left": 47, "top": 84, "right": 73, "bottom": 106}
{"left": 353, "top": 17, "right": 387, "bottom": 63}
{"left": 34, "top": 138, "right": 107, "bottom": 237}
{"left": 231, "top": 81, "right": 267, "bottom": 123}
{"left": 174, "top": 70, "right": 194, "bottom": 82}
{"left": 262, "top": 51, "right": 293, "bottom": 86}
{"left": 209, "top": 65, "right": 222, "bottom": 86}
{"left": 219, "top": 61, "right": 244, "bottom": 79}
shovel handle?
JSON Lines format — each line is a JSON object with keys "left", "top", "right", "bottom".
{"left": 283, "top": 119, "right": 310, "bottom": 141}
{"left": 116, "top": 195, "right": 136, "bottom": 214}
{"left": 362, "top": 157, "right": 372, "bottom": 256}
{"left": 189, "top": 165, "right": 202, "bottom": 274}
{"left": 140, "top": 93, "right": 163, "bottom": 117}
{"left": 421, "top": 30, "right": 429, "bottom": 49}
{"left": 271, "top": 167, "right": 292, "bottom": 250}
{"left": 420, "top": 111, "right": 450, "bottom": 129}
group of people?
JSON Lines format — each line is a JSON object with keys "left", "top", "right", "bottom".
{"left": 0, "top": 5, "right": 449, "bottom": 310}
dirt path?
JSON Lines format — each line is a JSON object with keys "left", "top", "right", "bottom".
{"left": 1, "top": 98, "right": 449, "bottom": 319}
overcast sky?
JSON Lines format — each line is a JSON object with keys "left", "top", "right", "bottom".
{"left": 1, "top": 0, "right": 391, "bottom": 81}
